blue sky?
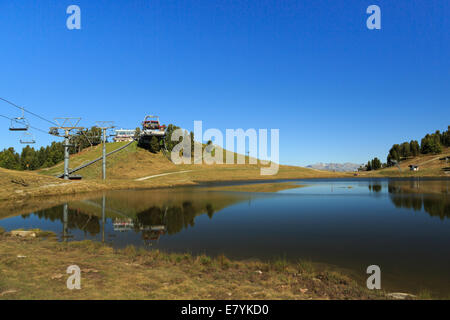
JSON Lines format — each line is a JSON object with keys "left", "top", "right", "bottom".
{"left": 0, "top": 0, "right": 448, "bottom": 166}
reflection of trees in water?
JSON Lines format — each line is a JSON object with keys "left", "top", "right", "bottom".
{"left": 423, "top": 197, "right": 450, "bottom": 220}
{"left": 389, "top": 193, "right": 423, "bottom": 211}
{"left": 26, "top": 200, "right": 217, "bottom": 238}
{"left": 135, "top": 206, "right": 163, "bottom": 229}
{"left": 388, "top": 182, "right": 450, "bottom": 220}
{"left": 368, "top": 184, "right": 382, "bottom": 192}
{"left": 134, "top": 201, "right": 216, "bottom": 235}
{"left": 30, "top": 206, "right": 101, "bottom": 235}
{"left": 206, "top": 204, "right": 214, "bottom": 219}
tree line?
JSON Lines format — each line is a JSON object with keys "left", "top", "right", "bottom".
{"left": 0, "top": 127, "right": 103, "bottom": 171}
{"left": 364, "top": 126, "right": 449, "bottom": 171}
{"left": 387, "top": 126, "right": 449, "bottom": 164}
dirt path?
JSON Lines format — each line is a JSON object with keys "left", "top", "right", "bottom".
{"left": 418, "top": 155, "right": 447, "bottom": 166}
{"left": 134, "top": 170, "right": 194, "bottom": 181}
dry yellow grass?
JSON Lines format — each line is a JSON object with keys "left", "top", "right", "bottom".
{"left": 360, "top": 147, "right": 450, "bottom": 178}
{"left": 0, "top": 234, "right": 388, "bottom": 300}
{"left": 38, "top": 141, "right": 131, "bottom": 177}
{"left": 0, "top": 142, "right": 345, "bottom": 201}
{"left": 3, "top": 143, "right": 447, "bottom": 203}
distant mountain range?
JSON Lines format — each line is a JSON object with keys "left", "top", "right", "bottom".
{"left": 306, "top": 162, "right": 363, "bottom": 172}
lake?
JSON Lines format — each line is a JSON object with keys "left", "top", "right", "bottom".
{"left": 1, "top": 178, "right": 449, "bottom": 297}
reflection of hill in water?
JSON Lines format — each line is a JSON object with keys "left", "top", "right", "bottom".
{"left": 24, "top": 189, "right": 250, "bottom": 237}
{"left": 72, "top": 189, "right": 249, "bottom": 218}
{"left": 388, "top": 180, "right": 450, "bottom": 220}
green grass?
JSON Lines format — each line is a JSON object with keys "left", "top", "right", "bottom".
{"left": 39, "top": 141, "right": 132, "bottom": 177}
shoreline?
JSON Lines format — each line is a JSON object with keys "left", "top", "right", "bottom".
{"left": 1, "top": 173, "right": 448, "bottom": 203}
{"left": 0, "top": 229, "right": 397, "bottom": 300}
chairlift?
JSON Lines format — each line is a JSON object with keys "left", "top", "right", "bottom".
{"left": 20, "top": 131, "right": 36, "bottom": 144}
{"left": 49, "top": 128, "right": 60, "bottom": 136}
{"left": 9, "top": 108, "right": 29, "bottom": 131}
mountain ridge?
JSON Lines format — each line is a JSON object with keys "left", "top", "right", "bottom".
{"left": 306, "top": 162, "right": 363, "bottom": 172}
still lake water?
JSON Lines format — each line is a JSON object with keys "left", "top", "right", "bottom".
{"left": 1, "top": 178, "right": 449, "bottom": 297}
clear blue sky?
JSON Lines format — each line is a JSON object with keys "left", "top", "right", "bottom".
{"left": 0, "top": 0, "right": 448, "bottom": 166}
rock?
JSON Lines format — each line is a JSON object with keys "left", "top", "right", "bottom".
{"left": 17, "top": 255, "right": 26, "bottom": 258}
{"left": 11, "top": 178, "right": 29, "bottom": 187}
{"left": 300, "top": 288, "right": 308, "bottom": 294}
{"left": 0, "top": 290, "right": 18, "bottom": 296}
{"left": 11, "top": 230, "right": 36, "bottom": 238}
{"left": 255, "top": 270, "right": 263, "bottom": 275}
{"left": 51, "top": 274, "right": 64, "bottom": 280}
{"left": 387, "top": 292, "right": 416, "bottom": 300}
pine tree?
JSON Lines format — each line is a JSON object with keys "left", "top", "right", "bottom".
{"left": 372, "top": 157, "right": 381, "bottom": 170}
{"left": 410, "top": 140, "right": 420, "bottom": 157}
{"left": 149, "top": 136, "right": 161, "bottom": 153}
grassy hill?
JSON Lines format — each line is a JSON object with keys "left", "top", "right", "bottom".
{"left": 0, "top": 141, "right": 343, "bottom": 201}
{"left": 362, "top": 147, "right": 450, "bottom": 177}
{"left": 38, "top": 141, "right": 344, "bottom": 182}
{"left": 38, "top": 141, "right": 131, "bottom": 177}
{"left": 0, "top": 166, "right": 66, "bottom": 195}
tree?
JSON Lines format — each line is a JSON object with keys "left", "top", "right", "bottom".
{"left": 69, "top": 126, "right": 102, "bottom": 153}
{"left": 20, "top": 146, "right": 39, "bottom": 170}
{"left": 164, "top": 124, "right": 181, "bottom": 152}
{"left": 399, "top": 142, "right": 411, "bottom": 158}
{"left": 421, "top": 133, "right": 442, "bottom": 154}
{"left": 149, "top": 136, "right": 161, "bottom": 153}
{"left": 36, "top": 146, "right": 47, "bottom": 168}
{"left": 134, "top": 127, "right": 141, "bottom": 140}
{"left": 410, "top": 140, "right": 420, "bottom": 157}
{"left": 190, "top": 131, "right": 195, "bottom": 154}
{"left": 387, "top": 144, "right": 401, "bottom": 165}
{"left": 0, "top": 147, "right": 21, "bottom": 170}
{"left": 441, "top": 126, "right": 450, "bottom": 147}
{"left": 371, "top": 157, "right": 382, "bottom": 170}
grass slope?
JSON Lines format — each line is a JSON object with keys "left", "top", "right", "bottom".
{"left": 70, "top": 141, "right": 344, "bottom": 181}
{"left": 362, "top": 147, "right": 450, "bottom": 177}
{"left": 0, "top": 233, "right": 388, "bottom": 300}
{"left": 39, "top": 141, "right": 131, "bottom": 177}
{"left": 0, "top": 166, "right": 105, "bottom": 202}
{"left": 0, "top": 141, "right": 341, "bottom": 201}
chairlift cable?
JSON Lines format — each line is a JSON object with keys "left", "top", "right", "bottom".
{"left": 0, "top": 97, "right": 58, "bottom": 126}
{"left": 0, "top": 113, "right": 56, "bottom": 136}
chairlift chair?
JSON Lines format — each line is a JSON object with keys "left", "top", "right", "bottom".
{"left": 20, "top": 131, "right": 36, "bottom": 144}
{"left": 9, "top": 108, "right": 29, "bottom": 131}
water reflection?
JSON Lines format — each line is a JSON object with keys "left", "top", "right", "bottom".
{"left": 20, "top": 189, "right": 250, "bottom": 244}
{"left": 29, "top": 203, "right": 101, "bottom": 238}
{"left": 368, "top": 183, "right": 382, "bottom": 192}
{"left": 1, "top": 179, "right": 449, "bottom": 296}
{"left": 388, "top": 180, "right": 450, "bottom": 220}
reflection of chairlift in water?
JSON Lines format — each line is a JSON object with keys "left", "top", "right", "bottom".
{"left": 142, "top": 226, "right": 166, "bottom": 246}
{"left": 113, "top": 218, "right": 134, "bottom": 232}
{"left": 9, "top": 108, "right": 29, "bottom": 131}
{"left": 20, "top": 131, "right": 36, "bottom": 144}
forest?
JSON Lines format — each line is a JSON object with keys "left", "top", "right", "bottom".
{"left": 365, "top": 126, "right": 450, "bottom": 171}
{"left": 0, "top": 127, "right": 102, "bottom": 170}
